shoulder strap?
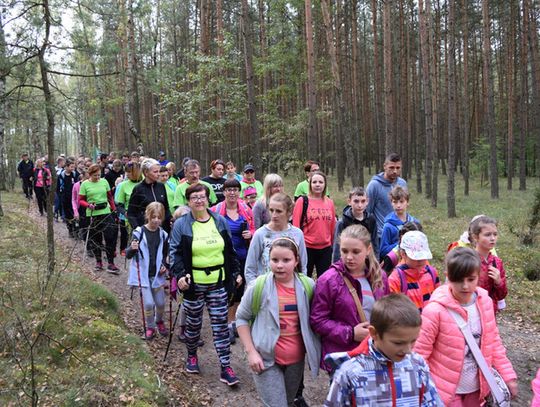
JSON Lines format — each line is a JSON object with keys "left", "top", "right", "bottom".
{"left": 297, "top": 273, "right": 314, "bottom": 301}
{"left": 396, "top": 265, "right": 408, "bottom": 294}
{"left": 300, "top": 195, "right": 309, "bottom": 230}
{"left": 425, "top": 265, "right": 437, "bottom": 285}
{"left": 339, "top": 272, "right": 367, "bottom": 323}
{"left": 446, "top": 308, "right": 508, "bottom": 405}
{"left": 251, "top": 273, "right": 270, "bottom": 318}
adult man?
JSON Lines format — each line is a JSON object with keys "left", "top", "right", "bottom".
{"left": 158, "top": 151, "right": 169, "bottom": 166}
{"left": 173, "top": 159, "right": 217, "bottom": 207}
{"left": 58, "top": 159, "right": 78, "bottom": 237}
{"left": 366, "top": 153, "right": 407, "bottom": 241}
{"left": 240, "top": 164, "right": 263, "bottom": 199}
{"left": 17, "top": 153, "right": 34, "bottom": 199}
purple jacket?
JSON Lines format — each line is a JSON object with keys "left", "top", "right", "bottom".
{"left": 309, "top": 260, "right": 389, "bottom": 371}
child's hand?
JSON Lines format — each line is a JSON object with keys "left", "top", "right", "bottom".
{"left": 178, "top": 274, "right": 191, "bottom": 290}
{"left": 353, "top": 321, "right": 370, "bottom": 342}
{"left": 247, "top": 349, "right": 265, "bottom": 374}
{"left": 487, "top": 265, "right": 502, "bottom": 285}
{"left": 507, "top": 379, "right": 518, "bottom": 398}
{"left": 131, "top": 240, "right": 139, "bottom": 251}
{"left": 236, "top": 274, "right": 243, "bottom": 287}
{"left": 159, "top": 265, "right": 168, "bottom": 275}
{"left": 242, "top": 230, "right": 252, "bottom": 240}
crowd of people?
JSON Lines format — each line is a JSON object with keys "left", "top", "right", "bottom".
{"left": 16, "top": 150, "right": 531, "bottom": 406}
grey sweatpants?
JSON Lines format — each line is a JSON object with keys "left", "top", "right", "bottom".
{"left": 253, "top": 359, "right": 305, "bottom": 407}
{"left": 142, "top": 284, "right": 165, "bottom": 329}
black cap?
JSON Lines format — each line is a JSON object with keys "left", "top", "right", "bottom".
{"left": 243, "top": 164, "right": 255, "bottom": 172}
{"left": 159, "top": 151, "right": 166, "bottom": 156}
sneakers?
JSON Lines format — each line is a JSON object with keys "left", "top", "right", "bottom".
{"left": 145, "top": 327, "right": 155, "bottom": 340}
{"left": 156, "top": 321, "right": 168, "bottom": 336}
{"left": 220, "top": 366, "right": 239, "bottom": 386}
{"left": 185, "top": 355, "right": 200, "bottom": 374}
{"left": 107, "top": 263, "right": 120, "bottom": 274}
{"left": 94, "top": 261, "right": 103, "bottom": 271}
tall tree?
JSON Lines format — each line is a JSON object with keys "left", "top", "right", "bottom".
{"left": 383, "top": 0, "right": 395, "bottom": 154}
{"left": 482, "top": 0, "right": 499, "bottom": 198}
{"left": 507, "top": 0, "right": 516, "bottom": 190}
{"left": 372, "top": 0, "right": 385, "bottom": 168}
{"left": 304, "top": 0, "right": 318, "bottom": 160}
{"left": 447, "top": 0, "right": 457, "bottom": 217}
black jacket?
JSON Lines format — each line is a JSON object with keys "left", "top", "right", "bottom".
{"left": 17, "top": 159, "right": 34, "bottom": 178}
{"left": 332, "top": 205, "right": 379, "bottom": 262}
{"left": 127, "top": 181, "right": 171, "bottom": 232}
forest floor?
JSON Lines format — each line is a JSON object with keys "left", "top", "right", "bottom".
{"left": 11, "top": 188, "right": 540, "bottom": 406}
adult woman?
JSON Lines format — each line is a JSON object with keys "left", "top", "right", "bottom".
{"left": 252, "top": 173, "right": 284, "bottom": 229}
{"left": 245, "top": 193, "right": 308, "bottom": 285}
{"left": 169, "top": 183, "right": 241, "bottom": 386}
{"left": 115, "top": 162, "right": 143, "bottom": 255}
{"left": 292, "top": 171, "right": 336, "bottom": 278}
{"left": 210, "top": 179, "right": 255, "bottom": 340}
{"left": 202, "top": 159, "right": 226, "bottom": 204}
{"left": 127, "top": 158, "right": 171, "bottom": 233}
{"left": 79, "top": 164, "right": 118, "bottom": 272}
{"left": 33, "top": 158, "right": 52, "bottom": 216}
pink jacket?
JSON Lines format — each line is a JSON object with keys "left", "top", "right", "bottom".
{"left": 532, "top": 368, "right": 540, "bottom": 407}
{"left": 414, "top": 285, "right": 516, "bottom": 405}
{"left": 72, "top": 181, "right": 81, "bottom": 218}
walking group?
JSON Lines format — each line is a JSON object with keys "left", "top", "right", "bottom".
{"left": 17, "top": 150, "right": 537, "bottom": 406}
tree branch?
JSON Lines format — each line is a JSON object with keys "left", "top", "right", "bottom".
{"left": 47, "top": 69, "right": 120, "bottom": 77}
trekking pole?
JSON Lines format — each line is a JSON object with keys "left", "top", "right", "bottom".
{"left": 135, "top": 247, "right": 147, "bottom": 338}
{"left": 83, "top": 206, "right": 95, "bottom": 264}
{"left": 163, "top": 296, "right": 182, "bottom": 362}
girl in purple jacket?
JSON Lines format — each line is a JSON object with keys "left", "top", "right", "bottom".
{"left": 310, "top": 224, "right": 389, "bottom": 372}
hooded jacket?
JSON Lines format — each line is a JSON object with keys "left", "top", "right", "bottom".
{"left": 414, "top": 285, "right": 517, "bottom": 405}
{"left": 332, "top": 205, "right": 378, "bottom": 262}
{"left": 380, "top": 212, "right": 419, "bottom": 259}
{"left": 324, "top": 337, "right": 443, "bottom": 406}
{"left": 365, "top": 173, "right": 407, "bottom": 240}
{"left": 127, "top": 181, "right": 171, "bottom": 232}
{"left": 309, "top": 259, "right": 389, "bottom": 371}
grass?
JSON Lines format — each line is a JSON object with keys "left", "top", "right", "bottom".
{"left": 0, "top": 192, "right": 170, "bottom": 406}
{"left": 285, "top": 169, "right": 540, "bottom": 323}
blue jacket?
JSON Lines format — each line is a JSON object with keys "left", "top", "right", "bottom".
{"left": 365, "top": 173, "right": 407, "bottom": 240}
{"left": 168, "top": 209, "right": 240, "bottom": 300}
{"left": 379, "top": 212, "right": 419, "bottom": 259}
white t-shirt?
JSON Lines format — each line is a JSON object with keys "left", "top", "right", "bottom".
{"left": 356, "top": 277, "right": 375, "bottom": 322}
{"left": 456, "top": 294, "right": 482, "bottom": 394}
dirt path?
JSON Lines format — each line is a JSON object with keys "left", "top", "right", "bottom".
{"left": 30, "top": 201, "right": 537, "bottom": 406}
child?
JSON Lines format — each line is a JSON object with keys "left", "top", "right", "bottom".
{"left": 325, "top": 294, "right": 442, "bottom": 406}
{"left": 414, "top": 247, "right": 517, "bottom": 405}
{"left": 469, "top": 215, "right": 507, "bottom": 314}
{"left": 388, "top": 231, "right": 440, "bottom": 313}
{"left": 126, "top": 202, "right": 169, "bottom": 339}
{"left": 236, "top": 238, "right": 321, "bottom": 407}
{"left": 243, "top": 186, "right": 258, "bottom": 209}
{"left": 311, "top": 224, "right": 389, "bottom": 373}
{"left": 380, "top": 186, "right": 420, "bottom": 259}
{"left": 332, "top": 187, "right": 378, "bottom": 262}
{"left": 380, "top": 221, "right": 423, "bottom": 273}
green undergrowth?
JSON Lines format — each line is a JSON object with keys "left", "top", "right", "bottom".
{"left": 0, "top": 192, "right": 169, "bottom": 406}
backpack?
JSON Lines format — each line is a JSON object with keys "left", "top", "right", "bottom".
{"left": 396, "top": 264, "right": 437, "bottom": 294}
{"left": 251, "top": 272, "right": 313, "bottom": 320}
{"left": 299, "top": 195, "right": 309, "bottom": 230}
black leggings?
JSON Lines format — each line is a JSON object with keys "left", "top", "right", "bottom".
{"left": 306, "top": 246, "right": 333, "bottom": 278}
{"left": 88, "top": 213, "right": 117, "bottom": 263}
{"left": 34, "top": 186, "right": 48, "bottom": 215}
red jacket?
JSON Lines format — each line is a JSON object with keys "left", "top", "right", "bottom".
{"left": 210, "top": 199, "right": 255, "bottom": 234}
{"left": 478, "top": 252, "right": 508, "bottom": 314}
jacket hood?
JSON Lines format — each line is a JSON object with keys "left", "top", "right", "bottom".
{"left": 383, "top": 212, "right": 404, "bottom": 227}
{"left": 372, "top": 173, "right": 393, "bottom": 186}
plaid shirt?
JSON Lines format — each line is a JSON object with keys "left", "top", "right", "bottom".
{"left": 325, "top": 338, "right": 443, "bottom": 407}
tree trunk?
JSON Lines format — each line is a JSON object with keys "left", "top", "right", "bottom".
{"left": 507, "top": 0, "right": 516, "bottom": 190}
{"left": 0, "top": 12, "right": 6, "bottom": 193}
{"left": 461, "top": 0, "right": 470, "bottom": 195}
{"left": 372, "top": 0, "right": 385, "bottom": 169}
{"left": 351, "top": 0, "right": 364, "bottom": 186}
{"left": 305, "top": 0, "right": 318, "bottom": 160}
{"left": 526, "top": 0, "right": 540, "bottom": 176}
{"left": 419, "top": 0, "right": 433, "bottom": 199}
{"left": 320, "top": 0, "right": 358, "bottom": 189}
{"left": 482, "top": 0, "right": 499, "bottom": 198}
{"left": 383, "top": 0, "right": 394, "bottom": 154}
{"left": 240, "top": 0, "right": 261, "bottom": 170}
{"left": 199, "top": 0, "right": 210, "bottom": 55}
{"left": 38, "top": 0, "right": 56, "bottom": 294}
{"left": 447, "top": 0, "right": 457, "bottom": 217}
{"left": 519, "top": 0, "right": 529, "bottom": 190}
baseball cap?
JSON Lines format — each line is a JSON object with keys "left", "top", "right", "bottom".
{"left": 244, "top": 186, "right": 257, "bottom": 197}
{"left": 400, "top": 231, "right": 432, "bottom": 260}
{"left": 159, "top": 151, "right": 166, "bottom": 156}
{"left": 243, "top": 164, "right": 255, "bottom": 172}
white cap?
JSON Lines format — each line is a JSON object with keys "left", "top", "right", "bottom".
{"left": 400, "top": 231, "right": 433, "bottom": 260}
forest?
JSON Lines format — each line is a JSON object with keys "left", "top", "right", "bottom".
{"left": 1, "top": 0, "right": 540, "bottom": 216}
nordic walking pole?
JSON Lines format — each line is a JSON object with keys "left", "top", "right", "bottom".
{"left": 83, "top": 206, "right": 95, "bottom": 264}
{"left": 134, "top": 243, "right": 147, "bottom": 338}
{"left": 164, "top": 295, "right": 182, "bottom": 362}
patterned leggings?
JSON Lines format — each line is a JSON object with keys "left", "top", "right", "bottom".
{"left": 183, "top": 283, "right": 230, "bottom": 367}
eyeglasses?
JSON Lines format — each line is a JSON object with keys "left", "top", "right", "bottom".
{"left": 224, "top": 188, "right": 239, "bottom": 193}
{"left": 189, "top": 195, "right": 207, "bottom": 202}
